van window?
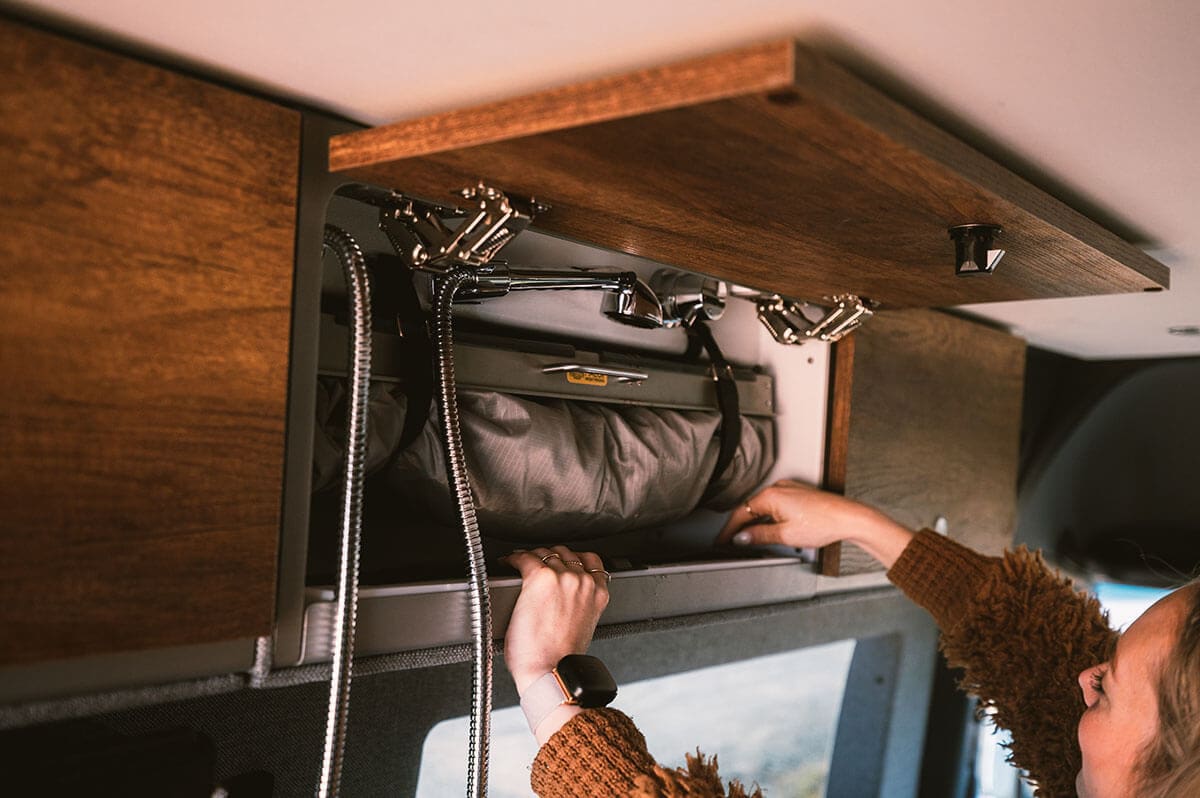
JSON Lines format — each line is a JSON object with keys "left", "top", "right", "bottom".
{"left": 417, "top": 640, "right": 857, "bottom": 797}
{"left": 1093, "top": 581, "right": 1173, "bottom": 631}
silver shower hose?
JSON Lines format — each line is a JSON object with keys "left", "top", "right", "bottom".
{"left": 317, "top": 225, "right": 372, "bottom": 798}
{"left": 433, "top": 267, "right": 494, "bottom": 798}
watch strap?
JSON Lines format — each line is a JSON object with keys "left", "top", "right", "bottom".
{"left": 520, "top": 671, "right": 572, "bottom": 735}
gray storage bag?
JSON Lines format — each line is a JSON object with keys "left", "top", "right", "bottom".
{"left": 313, "top": 379, "right": 774, "bottom": 542}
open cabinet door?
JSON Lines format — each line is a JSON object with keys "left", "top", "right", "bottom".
{"left": 328, "top": 40, "right": 1167, "bottom": 309}
{"left": 823, "top": 309, "right": 1025, "bottom": 575}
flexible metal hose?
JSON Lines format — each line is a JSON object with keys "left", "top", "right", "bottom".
{"left": 317, "top": 225, "right": 372, "bottom": 798}
{"left": 433, "top": 267, "right": 493, "bottom": 797}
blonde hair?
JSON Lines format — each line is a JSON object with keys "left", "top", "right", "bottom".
{"left": 1137, "top": 583, "right": 1200, "bottom": 796}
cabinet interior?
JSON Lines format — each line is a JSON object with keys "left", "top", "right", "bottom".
{"left": 305, "top": 193, "right": 830, "bottom": 589}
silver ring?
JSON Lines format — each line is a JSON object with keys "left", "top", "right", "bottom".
{"left": 540, "top": 553, "right": 562, "bottom": 564}
{"left": 587, "top": 568, "right": 612, "bottom": 583}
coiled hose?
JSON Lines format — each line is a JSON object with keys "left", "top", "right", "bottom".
{"left": 317, "top": 225, "right": 372, "bottom": 798}
{"left": 433, "top": 267, "right": 494, "bottom": 797}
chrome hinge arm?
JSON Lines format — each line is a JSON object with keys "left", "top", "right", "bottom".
{"left": 755, "top": 293, "right": 875, "bottom": 345}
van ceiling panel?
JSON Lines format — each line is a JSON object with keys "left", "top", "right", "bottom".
{"left": 329, "top": 40, "right": 1168, "bottom": 309}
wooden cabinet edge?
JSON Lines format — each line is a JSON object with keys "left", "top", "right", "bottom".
{"left": 328, "top": 39, "right": 796, "bottom": 170}
{"left": 819, "top": 334, "right": 856, "bottom": 577}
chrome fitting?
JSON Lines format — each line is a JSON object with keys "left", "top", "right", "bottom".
{"left": 756, "top": 294, "right": 874, "bottom": 345}
{"left": 651, "top": 269, "right": 728, "bottom": 328}
{"left": 378, "top": 183, "right": 546, "bottom": 272}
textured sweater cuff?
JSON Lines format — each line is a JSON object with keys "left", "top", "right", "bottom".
{"left": 531, "top": 708, "right": 657, "bottom": 797}
{"left": 887, "top": 529, "right": 997, "bottom": 631}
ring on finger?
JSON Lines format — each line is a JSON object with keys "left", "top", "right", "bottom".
{"left": 587, "top": 568, "right": 612, "bottom": 583}
{"left": 540, "top": 553, "right": 563, "bottom": 564}
{"left": 562, "top": 559, "right": 585, "bottom": 568}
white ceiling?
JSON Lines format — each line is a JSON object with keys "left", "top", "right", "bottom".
{"left": 15, "top": 0, "right": 1200, "bottom": 359}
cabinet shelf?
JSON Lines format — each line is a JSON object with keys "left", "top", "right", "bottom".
{"left": 329, "top": 39, "right": 1167, "bottom": 309}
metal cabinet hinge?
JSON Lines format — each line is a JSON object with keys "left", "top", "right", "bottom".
{"left": 755, "top": 293, "right": 875, "bottom": 345}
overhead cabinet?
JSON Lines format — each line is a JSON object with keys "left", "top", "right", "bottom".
{"left": 329, "top": 40, "right": 1167, "bottom": 308}
{"left": 0, "top": 19, "right": 299, "bottom": 670}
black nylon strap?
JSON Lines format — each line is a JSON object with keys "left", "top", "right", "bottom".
{"left": 367, "top": 254, "right": 433, "bottom": 452}
{"left": 687, "top": 320, "right": 742, "bottom": 501}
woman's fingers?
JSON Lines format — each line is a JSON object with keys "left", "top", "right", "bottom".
{"left": 526, "top": 547, "right": 569, "bottom": 572}
{"left": 576, "top": 550, "right": 613, "bottom": 593}
{"left": 730, "top": 520, "right": 788, "bottom": 547}
{"left": 550, "top": 544, "right": 587, "bottom": 570}
{"left": 717, "top": 481, "right": 890, "bottom": 552}
{"left": 546, "top": 547, "right": 609, "bottom": 599}
{"left": 716, "top": 503, "right": 758, "bottom": 544}
{"left": 553, "top": 547, "right": 610, "bottom": 587}
{"left": 577, "top": 550, "right": 609, "bottom": 575}
{"left": 506, "top": 549, "right": 556, "bottom": 577}
{"left": 717, "top": 487, "right": 784, "bottom": 544}
{"left": 506, "top": 546, "right": 608, "bottom": 587}
{"left": 503, "top": 544, "right": 609, "bottom": 691}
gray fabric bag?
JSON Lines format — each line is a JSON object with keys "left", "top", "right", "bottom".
{"left": 314, "top": 379, "right": 774, "bottom": 542}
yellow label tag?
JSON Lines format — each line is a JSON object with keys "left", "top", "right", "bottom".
{"left": 566, "top": 371, "right": 608, "bottom": 387}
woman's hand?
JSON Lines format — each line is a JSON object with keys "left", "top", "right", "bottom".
{"left": 717, "top": 480, "right": 914, "bottom": 569}
{"left": 503, "top": 546, "right": 611, "bottom": 696}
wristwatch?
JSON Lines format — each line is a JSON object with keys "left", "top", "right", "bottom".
{"left": 519, "top": 654, "right": 618, "bottom": 734}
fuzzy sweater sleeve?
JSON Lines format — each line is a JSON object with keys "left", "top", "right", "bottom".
{"left": 888, "top": 530, "right": 1117, "bottom": 798}
{"left": 530, "top": 708, "right": 762, "bottom": 798}
{"left": 531, "top": 531, "right": 1114, "bottom": 798}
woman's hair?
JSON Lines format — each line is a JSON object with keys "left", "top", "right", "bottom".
{"left": 1137, "top": 582, "right": 1200, "bottom": 796}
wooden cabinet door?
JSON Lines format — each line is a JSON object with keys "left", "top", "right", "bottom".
{"left": 327, "top": 40, "right": 1166, "bottom": 309}
{"left": 0, "top": 20, "right": 300, "bottom": 666}
{"left": 823, "top": 310, "right": 1026, "bottom": 575}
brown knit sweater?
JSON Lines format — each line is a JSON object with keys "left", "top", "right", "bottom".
{"left": 529, "top": 531, "right": 1117, "bottom": 797}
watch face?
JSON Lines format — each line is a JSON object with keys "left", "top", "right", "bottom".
{"left": 557, "top": 655, "right": 618, "bottom": 708}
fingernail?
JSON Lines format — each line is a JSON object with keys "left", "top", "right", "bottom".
{"left": 733, "top": 531, "right": 753, "bottom": 546}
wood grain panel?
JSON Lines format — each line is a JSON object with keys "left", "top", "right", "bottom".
{"left": 818, "top": 335, "right": 854, "bottom": 576}
{"left": 331, "top": 40, "right": 1166, "bottom": 309}
{"left": 331, "top": 39, "right": 795, "bottom": 166}
{"left": 826, "top": 311, "right": 1025, "bottom": 576}
{"left": 0, "top": 20, "right": 300, "bottom": 665}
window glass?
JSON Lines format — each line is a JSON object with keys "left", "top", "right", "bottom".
{"left": 416, "top": 698, "right": 540, "bottom": 798}
{"left": 1093, "top": 581, "right": 1172, "bottom": 631}
{"left": 417, "top": 640, "right": 856, "bottom": 797}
